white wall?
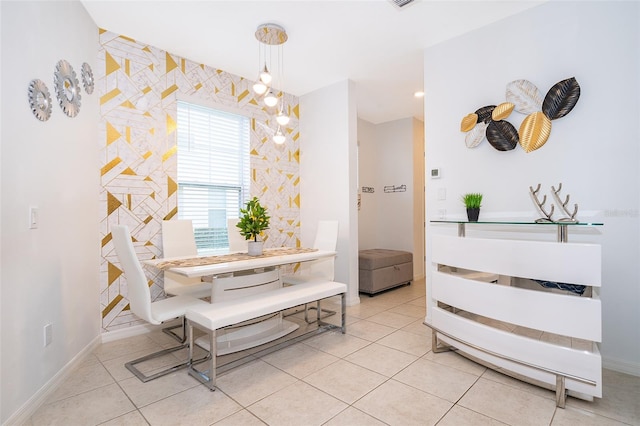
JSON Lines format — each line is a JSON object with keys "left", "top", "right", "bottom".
{"left": 424, "top": 1, "right": 639, "bottom": 375}
{"left": 412, "top": 118, "right": 425, "bottom": 279}
{"left": 0, "top": 2, "right": 100, "bottom": 422}
{"left": 357, "top": 119, "right": 379, "bottom": 250}
{"left": 358, "top": 117, "right": 425, "bottom": 278}
{"left": 300, "top": 80, "right": 360, "bottom": 305}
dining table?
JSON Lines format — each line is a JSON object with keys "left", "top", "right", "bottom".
{"left": 144, "top": 246, "right": 336, "bottom": 278}
{"left": 144, "top": 247, "right": 337, "bottom": 355}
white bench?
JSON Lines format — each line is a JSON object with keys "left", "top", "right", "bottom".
{"left": 186, "top": 279, "right": 347, "bottom": 390}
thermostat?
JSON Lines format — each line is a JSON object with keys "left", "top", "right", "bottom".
{"left": 430, "top": 168, "right": 441, "bottom": 179}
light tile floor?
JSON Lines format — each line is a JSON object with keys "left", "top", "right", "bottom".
{"left": 28, "top": 279, "right": 639, "bottom": 425}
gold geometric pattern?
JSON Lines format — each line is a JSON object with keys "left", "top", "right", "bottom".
{"left": 98, "top": 30, "right": 301, "bottom": 332}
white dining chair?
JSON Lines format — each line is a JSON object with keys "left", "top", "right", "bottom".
{"left": 282, "top": 220, "right": 339, "bottom": 321}
{"left": 161, "top": 220, "right": 212, "bottom": 299}
{"left": 111, "top": 224, "right": 208, "bottom": 382}
{"left": 227, "top": 217, "right": 246, "bottom": 252}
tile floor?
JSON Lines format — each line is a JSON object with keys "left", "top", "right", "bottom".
{"left": 28, "top": 279, "right": 639, "bottom": 425}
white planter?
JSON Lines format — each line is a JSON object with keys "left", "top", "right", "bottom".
{"left": 247, "top": 241, "right": 264, "bottom": 256}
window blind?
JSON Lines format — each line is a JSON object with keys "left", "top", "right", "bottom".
{"left": 176, "top": 101, "right": 250, "bottom": 251}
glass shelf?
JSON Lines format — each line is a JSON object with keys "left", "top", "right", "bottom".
{"left": 430, "top": 220, "right": 603, "bottom": 226}
{"left": 430, "top": 220, "right": 603, "bottom": 242}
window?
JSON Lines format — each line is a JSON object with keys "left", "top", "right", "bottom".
{"left": 177, "top": 101, "right": 250, "bottom": 252}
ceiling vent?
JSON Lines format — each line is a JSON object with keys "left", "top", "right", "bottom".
{"left": 388, "top": 0, "right": 417, "bottom": 10}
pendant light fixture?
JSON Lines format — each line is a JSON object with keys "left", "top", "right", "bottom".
{"left": 253, "top": 23, "right": 290, "bottom": 143}
{"left": 263, "top": 89, "right": 278, "bottom": 107}
{"left": 276, "top": 105, "right": 290, "bottom": 126}
{"left": 273, "top": 125, "right": 286, "bottom": 144}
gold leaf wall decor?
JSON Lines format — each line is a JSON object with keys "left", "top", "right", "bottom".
{"left": 460, "top": 113, "right": 478, "bottom": 132}
{"left": 462, "top": 77, "right": 579, "bottom": 153}
{"left": 519, "top": 111, "right": 552, "bottom": 153}
{"left": 491, "top": 102, "right": 515, "bottom": 121}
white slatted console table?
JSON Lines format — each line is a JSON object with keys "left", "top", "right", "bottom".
{"left": 427, "top": 220, "right": 603, "bottom": 408}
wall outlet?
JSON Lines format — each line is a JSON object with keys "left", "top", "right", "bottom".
{"left": 438, "top": 209, "right": 447, "bottom": 219}
{"left": 44, "top": 323, "right": 52, "bottom": 347}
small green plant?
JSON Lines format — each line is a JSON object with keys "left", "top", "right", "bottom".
{"left": 236, "top": 197, "right": 270, "bottom": 242}
{"left": 462, "top": 193, "right": 483, "bottom": 209}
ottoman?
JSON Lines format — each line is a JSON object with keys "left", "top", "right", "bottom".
{"left": 359, "top": 249, "right": 413, "bottom": 295}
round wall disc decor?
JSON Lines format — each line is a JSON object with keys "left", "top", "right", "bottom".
{"left": 28, "top": 79, "right": 53, "bottom": 121}
{"left": 54, "top": 59, "right": 81, "bottom": 117}
{"left": 81, "top": 62, "right": 94, "bottom": 94}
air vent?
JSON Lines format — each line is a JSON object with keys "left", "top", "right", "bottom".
{"left": 388, "top": 0, "right": 416, "bottom": 10}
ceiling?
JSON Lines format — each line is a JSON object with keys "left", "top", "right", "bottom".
{"left": 81, "top": 0, "right": 545, "bottom": 124}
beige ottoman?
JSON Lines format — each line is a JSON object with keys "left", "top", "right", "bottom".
{"left": 359, "top": 249, "right": 413, "bottom": 295}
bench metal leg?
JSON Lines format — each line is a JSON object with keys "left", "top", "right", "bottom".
{"left": 290, "top": 300, "right": 337, "bottom": 324}
{"left": 304, "top": 302, "right": 337, "bottom": 324}
{"left": 187, "top": 292, "right": 349, "bottom": 390}
{"left": 207, "top": 330, "right": 217, "bottom": 391}
{"left": 341, "top": 293, "right": 346, "bottom": 334}
{"left": 187, "top": 321, "right": 217, "bottom": 391}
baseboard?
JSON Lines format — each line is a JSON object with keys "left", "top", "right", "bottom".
{"left": 3, "top": 336, "right": 102, "bottom": 426}
{"left": 603, "top": 355, "right": 640, "bottom": 377}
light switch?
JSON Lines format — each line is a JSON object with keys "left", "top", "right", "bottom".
{"left": 29, "top": 207, "right": 38, "bottom": 229}
{"left": 437, "top": 188, "right": 446, "bottom": 201}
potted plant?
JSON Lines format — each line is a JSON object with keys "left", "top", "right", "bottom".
{"left": 462, "top": 193, "right": 483, "bottom": 222}
{"left": 236, "top": 197, "right": 270, "bottom": 256}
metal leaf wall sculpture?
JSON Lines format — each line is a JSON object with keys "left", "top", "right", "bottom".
{"left": 475, "top": 105, "right": 495, "bottom": 124}
{"left": 517, "top": 77, "right": 580, "bottom": 153}
{"left": 465, "top": 122, "right": 488, "bottom": 148}
{"left": 460, "top": 105, "right": 495, "bottom": 148}
{"left": 460, "top": 77, "right": 580, "bottom": 153}
{"left": 491, "top": 102, "right": 515, "bottom": 121}
{"left": 542, "top": 77, "right": 581, "bottom": 120}
{"left": 519, "top": 111, "right": 552, "bottom": 153}
{"left": 460, "top": 113, "right": 477, "bottom": 132}
{"left": 505, "top": 79, "right": 543, "bottom": 114}
{"left": 460, "top": 103, "right": 518, "bottom": 150}
{"left": 486, "top": 120, "right": 519, "bottom": 151}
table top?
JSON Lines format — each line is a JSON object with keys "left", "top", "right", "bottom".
{"left": 143, "top": 247, "right": 336, "bottom": 278}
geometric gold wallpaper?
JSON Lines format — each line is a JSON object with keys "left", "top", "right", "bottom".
{"left": 97, "top": 29, "right": 301, "bottom": 332}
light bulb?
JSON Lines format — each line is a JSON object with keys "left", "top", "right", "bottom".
{"left": 259, "top": 64, "right": 272, "bottom": 85}
{"left": 273, "top": 126, "right": 286, "bottom": 144}
{"left": 264, "top": 90, "right": 278, "bottom": 107}
{"left": 252, "top": 80, "right": 267, "bottom": 95}
{"left": 276, "top": 110, "right": 290, "bottom": 126}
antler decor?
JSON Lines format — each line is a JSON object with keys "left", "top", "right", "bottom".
{"left": 529, "top": 183, "right": 579, "bottom": 223}
{"left": 529, "top": 183, "right": 555, "bottom": 222}
{"left": 551, "top": 183, "right": 578, "bottom": 222}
